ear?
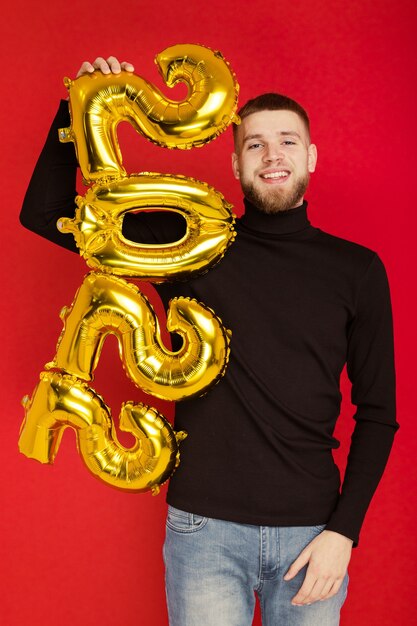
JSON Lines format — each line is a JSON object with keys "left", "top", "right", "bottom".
{"left": 308, "top": 144, "right": 318, "bottom": 173}
{"left": 231, "top": 152, "right": 240, "bottom": 180}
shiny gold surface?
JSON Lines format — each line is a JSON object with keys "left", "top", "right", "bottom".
{"left": 46, "top": 272, "right": 231, "bottom": 400}
{"left": 19, "top": 371, "right": 186, "bottom": 493}
{"left": 58, "top": 173, "right": 236, "bottom": 280}
{"left": 20, "top": 43, "right": 238, "bottom": 493}
{"left": 59, "top": 43, "right": 239, "bottom": 182}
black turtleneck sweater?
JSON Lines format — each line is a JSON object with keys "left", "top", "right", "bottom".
{"left": 20, "top": 101, "right": 397, "bottom": 545}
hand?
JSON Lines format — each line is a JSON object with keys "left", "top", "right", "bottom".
{"left": 76, "top": 56, "right": 134, "bottom": 78}
{"left": 284, "top": 530, "right": 353, "bottom": 606}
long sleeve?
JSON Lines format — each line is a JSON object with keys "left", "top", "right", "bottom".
{"left": 20, "top": 100, "right": 79, "bottom": 253}
{"left": 19, "top": 101, "right": 185, "bottom": 251}
{"left": 325, "top": 254, "right": 398, "bottom": 544}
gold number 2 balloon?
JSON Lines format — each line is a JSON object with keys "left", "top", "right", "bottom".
{"left": 19, "top": 44, "right": 239, "bottom": 494}
{"left": 59, "top": 43, "right": 239, "bottom": 182}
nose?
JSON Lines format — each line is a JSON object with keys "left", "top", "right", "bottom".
{"left": 262, "top": 143, "right": 284, "bottom": 163}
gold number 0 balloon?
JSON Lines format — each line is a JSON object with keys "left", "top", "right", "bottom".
{"left": 19, "top": 44, "right": 239, "bottom": 493}
{"left": 58, "top": 172, "right": 236, "bottom": 279}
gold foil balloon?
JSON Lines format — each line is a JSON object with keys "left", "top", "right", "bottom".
{"left": 19, "top": 44, "right": 239, "bottom": 493}
{"left": 58, "top": 173, "right": 236, "bottom": 279}
{"left": 19, "top": 371, "right": 186, "bottom": 494}
{"left": 59, "top": 44, "right": 240, "bottom": 182}
{"left": 46, "top": 272, "right": 231, "bottom": 401}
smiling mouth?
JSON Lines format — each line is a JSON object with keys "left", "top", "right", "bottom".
{"left": 260, "top": 170, "right": 291, "bottom": 183}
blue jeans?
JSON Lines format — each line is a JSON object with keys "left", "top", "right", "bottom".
{"left": 163, "top": 506, "right": 348, "bottom": 626}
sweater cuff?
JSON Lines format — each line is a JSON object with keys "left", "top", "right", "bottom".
{"left": 325, "top": 515, "right": 360, "bottom": 547}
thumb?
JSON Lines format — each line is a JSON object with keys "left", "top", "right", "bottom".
{"left": 283, "top": 547, "right": 311, "bottom": 581}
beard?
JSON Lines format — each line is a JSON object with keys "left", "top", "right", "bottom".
{"left": 241, "top": 172, "right": 310, "bottom": 214}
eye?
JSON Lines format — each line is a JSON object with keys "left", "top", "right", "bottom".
{"left": 283, "top": 140, "right": 296, "bottom": 145}
{"left": 247, "top": 142, "right": 263, "bottom": 150}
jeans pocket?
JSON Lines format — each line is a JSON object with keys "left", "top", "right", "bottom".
{"left": 166, "top": 505, "right": 209, "bottom": 534}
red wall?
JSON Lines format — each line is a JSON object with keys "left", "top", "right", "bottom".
{"left": 2, "top": 0, "right": 416, "bottom": 624}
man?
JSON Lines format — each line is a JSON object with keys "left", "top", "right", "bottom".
{"left": 20, "top": 56, "right": 397, "bottom": 625}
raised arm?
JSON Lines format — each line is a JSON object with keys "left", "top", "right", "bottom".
{"left": 20, "top": 99, "right": 79, "bottom": 252}
{"left": 20, "top": 57, "right": 186, "bottom": 252}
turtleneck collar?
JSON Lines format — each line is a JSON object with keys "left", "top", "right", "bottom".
{"left": 239, "top": 198, "right": 312, "bottom": 236}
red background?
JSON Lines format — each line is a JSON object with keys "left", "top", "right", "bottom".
{"left": 2, "top": 0, "right": 416, "bottom": 624}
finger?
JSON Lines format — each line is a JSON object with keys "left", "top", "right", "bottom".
{"left": 293, "top": 578, "right": 327, "bottom": 606}
{"left": 92, "top": 57, "right": 111, "bottom": 74}
{"left": 317, "top": 578, "right": 336, "bottom": 601}
{"left": 290, "top": 570, "right": 317, "bottom": 605}
{"left": 305, "top": 577, "right": 344, "bottom": 605}
{"left": 76, "top": 61, "right": 95, "bottom": 78}
{"left": 284, "top": 549, "right": 310, "bottom": 581}
{"left": 301, "top": 577, "right": 334, "bottom": 605}
{"left": 106, "top": 56, "right": 121, "bottom": 74}
{"left": 121, "top": 61, "right": 135, "bottom": 72}
{"left": 319, "top": 577, "right": 343, "bottom": 601}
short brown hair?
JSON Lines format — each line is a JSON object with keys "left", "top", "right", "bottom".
{"left": 233, "top": 93, "right": 310, "bottom": 144}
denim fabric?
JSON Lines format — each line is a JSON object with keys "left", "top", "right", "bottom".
{"left": 163, "top": 506, "right": 348, "bottom": 626}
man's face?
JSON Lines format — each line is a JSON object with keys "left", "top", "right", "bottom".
{"left": 231, "top": 109, "right": 317, "bottom": 213}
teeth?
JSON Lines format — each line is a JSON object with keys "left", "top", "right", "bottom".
{"left": 262, "top": 171, "right": 289, "bottom": 179}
